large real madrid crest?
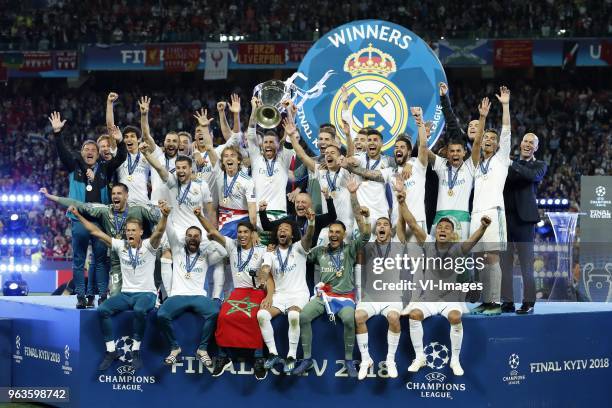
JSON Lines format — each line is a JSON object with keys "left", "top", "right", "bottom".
{"left": 297, "top": 20, "right": 447, "bottom": 156}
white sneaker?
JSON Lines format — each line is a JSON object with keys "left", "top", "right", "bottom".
{"left": 358, "top": 358, "right": 373, "bottom": 380}
{"left": 450, "top": 360, "right": 464, "bottom": 376}
{"left": 407, "top": 355, "right": 426, "bottom": 373}
{"left": 386, "top": 360, "right": 398, "bottom": 378}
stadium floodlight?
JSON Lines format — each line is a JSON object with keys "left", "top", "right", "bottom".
{"left": 32, "top": 238, "right": 39, "bottom": 245}
{"left": 554, "top": 199, "right": 561, "bottom": 205}
{"left": 537, "top": 220, "right": 545, "bottom": 227}
{"left": 10, "top": 214, "right": 18, "bottom": 221}
{"left": 32, "top": 195, "right": 40, "bottom": 202}
{"left": 0, "top": 265, "right": 5, "bottom": 272}
{"left": 24, "top": 194, "right": 31, "bottom": 202}
{"left": 24, "top": 238, "right": 31, "bottom": 245}
{"left": 15, "top": 238, "right": 22, "bottom": 245}
{"left": 8, "top": 238, "right": 15, "bottom": 245}
{"left": 31, "top": 265, "right": 38, "bottom": 273}
{"left": 9, "top": 194, "right": 16, "bottom": 202}
{"left": 547, "top": 199, "right": 553, "bottom": 205}
{"left": 1, "top": 194, "right": 7, "bottom": 202}
{"left": 0, "top": 238, "right": 6, "bottom": 245}
{"left": 561, "top": 199, "right": 569, "bottom": 205}
{"left": 22, "top": 265, "right": 30, "bottom": 272}
{"left": 16, "top": 194, "right": 23, "bottom": 202}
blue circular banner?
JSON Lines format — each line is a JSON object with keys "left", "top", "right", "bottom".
{"left": 296, "top": 20, "right": 447, "bottom": 156}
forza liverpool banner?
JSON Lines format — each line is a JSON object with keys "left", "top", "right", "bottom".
{"left": 296, "top": 20, "right": 447, "bottom": 156}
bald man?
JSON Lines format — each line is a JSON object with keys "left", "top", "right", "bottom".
{"left": 501, "top": 133, "right": 547, "bottom": 315}
{"left": 259, "top": 192, "right": 336, "bottom": 245}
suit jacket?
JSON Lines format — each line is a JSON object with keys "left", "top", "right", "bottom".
{"left": 503, "top": 158, "right": 547, "bottom": 223}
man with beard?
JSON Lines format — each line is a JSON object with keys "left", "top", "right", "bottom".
{"left": 292, "top": 177, "right": 371, "bottom": 377}
{"left": 49, "top": 111, "right": 127, "bottom": 309}
{"left": 469, "top": 88, "right": 512, "bottom": 316}
{"left": 284, "top": 117, "right": 352, "bottom": 241}
{"left": 344, "top": 128, "right": 392, "bottom": 229}
{"left": 142, "top": 150, "right": 215, "bottom": 236}
{"left": 194, "top": 211, "right": 269, "bottom": 380}
{"left": 138, "top": 96, "right": 179, "bottom": 205}
{"left": 401, "top": 200, "right": 491, "bottom": 377}
{"left": 115, "top": 125, "right": 152, "bottom": 206}
{"left": 68, "top": 202, "right": 169, "bottom": 372}
{"left": 39, "top": 183, "right": 161, "bottom": 301}
{"left": 258, "top": 212, "right": 315, "bottom": 374}
{"left": 246, "top": 97, "right": 295, "bottom": 229}
{"left": 157, "top": 207, "right": 227, "bottom": 368}
{"left": 346, "top": 107, "right": 428, "bottom": 240}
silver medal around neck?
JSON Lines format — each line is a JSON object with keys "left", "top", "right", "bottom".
{"left": 86, "top": 184, "right": 93, "bottom": 192}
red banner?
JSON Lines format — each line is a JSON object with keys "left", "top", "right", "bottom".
{"left": 22, "top": 52, "right": 53, "bottom": 72}
{"left": 237, "top": 43, "right": 286, "bottom": 65}
{"left": 164, "top": 44, "right": 200, "bottom": 72}
{"left": 288, "top": 41, "right": 311, "bottom": 62}
{"left": 494, "top": 40, "right": 533, "bottom": 67}
{"left": 54, "top": 51, "right": 78, "bottom": 70}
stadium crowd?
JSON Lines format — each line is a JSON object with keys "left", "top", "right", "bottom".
{"left": 0, "top": 77, "right": 609, "bottom": 260}
{"left": 0, "top": 0, "right": 610, "bottom": 49}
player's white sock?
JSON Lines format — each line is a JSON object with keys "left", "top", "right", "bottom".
{"left": 489, "top": 262, "right": 502, "bottom": 304}
{"left": 409, "top": 319, "right": 424, "bottom": 358}
{"left": 354, "top": 264, "right": 362, "bottom": 303}
{"left": 132, "top": 340, "right": 141, "bottom": 351}
{"left": 287, "top": 310, "right": 300, "bottom": 359}
{"left": 106, "top": 341, "right": 115, "bottom": 353}
{"left": 160, "top": 258, "right": 173, "bottom": 296}
{"left": 356, "top": 333, "right": 371, "bottom": 362}
{"left": 257, "top": 309, "right": 277, "bottom": 356}
{"left": 450, "top": 323, "right": 463, "bottom": 362}
{"left": 386, "top": 330, "right": 400, "bottom": 362}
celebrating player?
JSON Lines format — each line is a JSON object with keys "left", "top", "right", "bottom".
{"left": 157, "top": 209, "right": 227, "bottom": 367}
{"left": 68, "top": 202, "right": 169, "bottom": 372}
{"left": 257, "top": 210, "right": 315, "bottom": 374}
{"left": 470, "top": 88, "right": 512, "bottom": 316}
{"left": 292, "top": 177, "right": 371, "bottom": 377}
{"left": 399, "top": 195, "right": 491, "bottom": 376}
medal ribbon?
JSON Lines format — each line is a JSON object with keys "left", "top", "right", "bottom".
{"left": 237, "top": 245, "right": 255, "bottom": 272}
{"left": 223, "top": 172, "right": 239, "bottom": 200}
{"left": 127, "top": 152, "right": 140, "bottom": 176}
{"left": 276, "top": 245, "right": 293, "bottom": 274}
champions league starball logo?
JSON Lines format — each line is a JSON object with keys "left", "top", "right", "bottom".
{"left": 115, "top": 336, "right": 135, "bottom": 364}
{"left": 297, "top": 20, "right": 447, "bottom": 156}
{"left": 424, "top": 341, "right": 450, "bottom": 370}
{"left": 509, "top": 354, "right": 520, "bottom": 371}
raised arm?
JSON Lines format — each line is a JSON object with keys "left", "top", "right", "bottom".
{"left": 394, "top": 176, "right": 427, "bottom": 244}
{"left": 461, "top": 216, "right": 491, "bottom": 254}
{"left": 340, "top": 86, "right": 355, "bottom": 157}
{"left": 194, "top": 207, "right": 226, "bottom": 246}
{"left": 439, "top": 82, "right": 465, "bottom": 140}
{"left": 49, "top": 112, "right": 77, "bottom": 171}
{"left": 395, "top": 189, "right": 407, "bottom": 244}
{"left": 346, "top": 175, "right": 370, "bottom": 238}
{"left": 68, "top": 206, "right": 112, "bottom": 247}
{"left": 106, "top": 92, "right": 118, "bottom": 131}
{"left": 471, "top": 97, "right": 490, "bottom": 166}
{"left": 140, "top": 142, "right": 169, "bottom": 182}
{"left": 301, "top": 208, "right": 316, "bottom": 251}
{"left": 105, "top": 125, "right": 127, "bottom": 173}
{"left": 411, "top": 106, "right": 428, "bottom": 167}
{"left": 193, "top": 108, "right": 219, "bottom": 166}
{"left": 229, "top": 93, "right": 242, "bottom": 134}
{"left": 149, "top": 202, "right": 170, "bottom": 249}
{"left": 216, "top": 101, "right": 231, "bottom": 141}
{"left": 495, "top": 86, "right": 512, "bottom": 158}
{"left": 283, "top": 117, "right": 316, "bottom": 172}
{"left": 138, "top": 96, "right": 157, "bottom": 151}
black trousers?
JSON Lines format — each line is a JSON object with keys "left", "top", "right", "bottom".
{"left": 501, "top": 215, "right": 536, "bottom": 303}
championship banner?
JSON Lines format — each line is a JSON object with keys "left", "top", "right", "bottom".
{"left": 288, "top": 41, "right": 312, "bottom": 62}
{"left": 494, "top": 40, "right": 533, "bottom": 67}
{"left": 54, "top": 51, "right": 78, "bottom": 70}
{"left": 163, "top": 44, "right": 200, "bottom": 72}
{"left": 237, "top": 43, "right": 286, "bottom": 65}
{"left": 296, "top": 20, "right": 447, "bottom": 156}
{"left": 204, "top": 42, "right": 228, "bottom": 80}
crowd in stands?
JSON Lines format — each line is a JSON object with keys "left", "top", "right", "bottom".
{"left": 0, "top": 0, "right": 610, "bottom": 50}
{"left": 0, "top": 75, "right": 609, "bottom": 259}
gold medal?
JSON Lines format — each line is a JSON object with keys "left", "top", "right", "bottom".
{"left": 127, "top": 175, "right": 133, "bottom": 182}
{"left": 185, "top": 272, "right": 191, "bottom": 280}
{"left": 335, "top": 271, "right": 343, "bottom": 277}
{"left": 483, "top": 174, "right": 488, "bottom": 180}
{"left": 222, "top": 198, "right": 228, "bottom": 205}
{"left": 447, "top": 189, "right": 454, "bottom": 197}
{"left": 330, "top": 191, "right": 337, "bottom": 199}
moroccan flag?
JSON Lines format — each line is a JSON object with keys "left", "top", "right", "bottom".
{"left": 215, "top": 287, "right": 265, "bottom": 349}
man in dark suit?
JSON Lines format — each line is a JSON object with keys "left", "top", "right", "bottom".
{"left": 501, "top": 133, "right": 547, "bottom": 314}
